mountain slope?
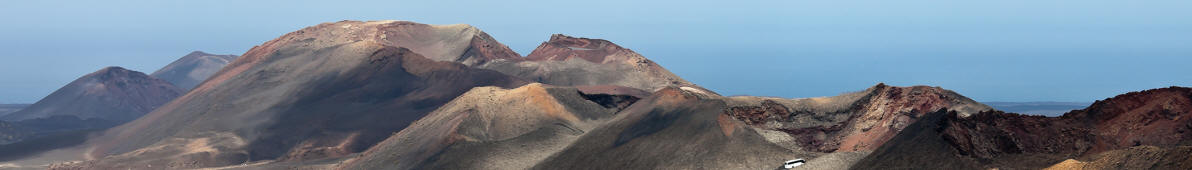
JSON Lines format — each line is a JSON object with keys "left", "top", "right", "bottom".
{"left": 531, "top": 87, "right": 795, "bottom": 169}
{"left": 150, "top": 51, "right": 238, "bottom": 90}
{"left": 64, "top": 20, "right": 529, "bottom": 169}
{"left": 342, "top": 83, "right": 641, "bottom": 170}
{"left": 1044, "top": 146, "right": 1192, "bottom": 170}
{"left": 852, "top": 86, "right": 1192, "bottom": 169}
{"left": 724, "top": 83, "right": 991, "bottom": 153}
{"left": 1, "top": 67, "right": 183, "bottom": 122}
{"left": 479, "top": 34, "right": 706, "bottom": 93}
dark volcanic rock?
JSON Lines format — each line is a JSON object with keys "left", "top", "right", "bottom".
{"left": 725, "top": 100, "right": 792, "bottom": 125}
{"left": 578, "top": 90, "right": 641, "bottom": 111}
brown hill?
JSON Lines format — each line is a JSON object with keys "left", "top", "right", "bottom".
{"left": 479, "top": 34, "right": 707, "bottom": 93}
{"left": 54, "top": 20, "right": 529, "bottom": 169}
{"left": 150, "top": 51, "right": 238, "bottom": 90}
{"left": 724, "top": 83, "right": 991, "bottom": 153}
{"left": 852, "top": 86, "right": 1192, "bottom": 169}
{"left": 531, "top": 87, "right": 796, "bottom": 169}
{"left": 341, "top": 83, "right": 640, "bottom": 170}
{"left": 1, "top": 67, "right": 183, "bottom": 122}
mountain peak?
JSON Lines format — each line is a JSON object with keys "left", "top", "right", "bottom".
{"left": 526, "top": 34, "right": 631, "bottom": 63}
{"left": 96, "top": 66, "right": 129, "bottom": 73}
{"left": 2, "top": 66, "right": 182, "bottom": 122}
{"left": 150, "top": 51, "right": 239, "bottom": 90}
{"left": 92, "top": 66, "right": 137, "bottom": 80}
{"left": 185, "top": 51, "right": 212, "bottom": 57}
{"left": 249, "top": 20, "right": 518, "bottom": 66}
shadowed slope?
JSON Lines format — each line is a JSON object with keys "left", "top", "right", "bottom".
{"left": 531, "top": 87, "right": 795, "bottom": 169}
{"left": 341, "top": 83, "right": 640, "bottom": 170}
{"left": 2, "top": 67, "right": 183, "bottom": 123}
{"left": 55, "top": 20, "right": 529, "bottom": 169}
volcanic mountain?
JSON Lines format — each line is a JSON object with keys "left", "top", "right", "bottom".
{"left": 24, "top": 19, "right": 1181, "bottom": 170}
{"left": 62, "top": 20, "right": 528, "bottom": 169}
{"left": 343, "top": 83, "right": 643, "bottom": 169}
{"left": 525, "top": 83, "right": 990, "bottom": 169}
{"left": 479, "top": 34, "right": 708, "bottom": 93}
{"left": 1, "top": 67, "right": 183, "bottom": 123}
{"left": 150, "top": 51, "right": 238, "bottom": 90}
{"left": 852, "top": 86, "right": 1192, "bottom": 169}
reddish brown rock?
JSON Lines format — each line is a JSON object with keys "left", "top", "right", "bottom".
{"left": 728, "top": 83, "right": 991, "bottom": 153}
{"left": 524, "top": 34, "right": 622, "bottom": 63}
{"left": 724, "top": 100, "right": 792, "bottom": 125}
{"left": 854, "top": 86, "right": 1192, "bottom": 169}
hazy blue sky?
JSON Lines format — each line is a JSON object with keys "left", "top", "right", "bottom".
{"left": 1, "top": 0, "right": 1189, "bottom": 103}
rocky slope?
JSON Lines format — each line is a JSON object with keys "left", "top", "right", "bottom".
{"left": 55, "top": 20, "right": 529, "bottom": 169}
{"left": 724, "top": 83, "right": 991, "bottom": 153}
{"left": 342, "top": 83, "right": 640, "bottom": 170}
{"left": 1, "top": 67, "right": 183, "bottom": 123}
{"left": 150, "top": 51, "right": 238, "bottom": 91}
{"left": 531, "top": 87, "right": 796, "bottom": 169}
{"left": 479, "top": 34, "right": 707, "bottom": 93}
{"left": 1043, "top": 146, "right": 1192, "bottom": 170}
{"left": 852, "top": 86, "right": 1192, "bottom": 169}
{"left": 338, "top": 83, "right": 991, "bottom": 170}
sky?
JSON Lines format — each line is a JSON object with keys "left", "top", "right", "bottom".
{"left": 0, "top": 0, "right": 1189, "bottom": 103}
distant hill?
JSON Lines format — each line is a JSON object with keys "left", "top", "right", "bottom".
{"left": 2, "top": 67, "right": 183, "bottom": 122}
{"left": 150, "top": 51, "right": 238, "bottom": 91}
{"left": 984, "top": 101, "right": 1091, "bottom": 116}
{"left": 0, "top": 104, "right": 29, "bottom": 117}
